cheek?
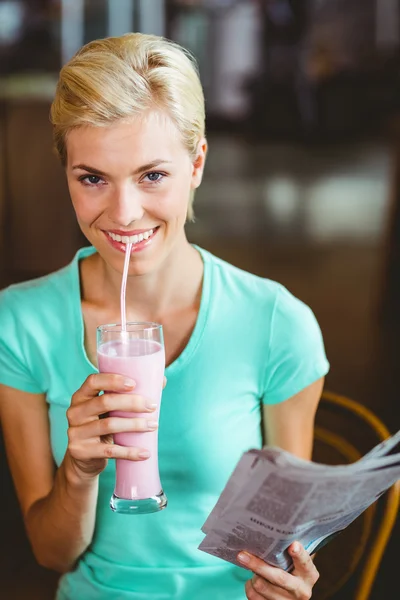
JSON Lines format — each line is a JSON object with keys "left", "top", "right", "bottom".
{"left": 69, "top": 186, "right": 103, "bottom": 224}
{"left": 149, "top": 181, "right": 190, "bottom": 219}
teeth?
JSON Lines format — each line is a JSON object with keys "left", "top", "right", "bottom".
{"left": 107, "top": 228, "right": 156, "bottom": 245}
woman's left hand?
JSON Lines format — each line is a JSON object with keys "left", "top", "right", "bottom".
{"left": 238, "top": 542, "right": 319, "bottom": 599}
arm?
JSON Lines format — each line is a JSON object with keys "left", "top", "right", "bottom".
{"left": 262, "top": 377, "right": 324, "bottom": 459}
{"left": 0, "top": 374, "right": 158, "bottom": 573}
{"left": 263, "top": 376, "right": 324, "bottom": 558}
{"left": 238, "top": 379, "right": 324, "bottom": 599}
{"left": 0, "top": 384, "right": 98, "bottom": 573}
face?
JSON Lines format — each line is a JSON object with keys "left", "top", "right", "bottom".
{"left": 66, "top": 111, "right": 206, "bottom": 276}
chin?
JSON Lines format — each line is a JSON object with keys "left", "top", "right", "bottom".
{"left": 108, "top": 245, "right": 168, "bottom": 278}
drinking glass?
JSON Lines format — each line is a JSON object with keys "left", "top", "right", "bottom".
{"left": 97, "top": 322, "right": 167, "bottom": 514}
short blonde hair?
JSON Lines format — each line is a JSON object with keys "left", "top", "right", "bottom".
{"left": 50, "top": 33, "right": 206, "bottom": 220}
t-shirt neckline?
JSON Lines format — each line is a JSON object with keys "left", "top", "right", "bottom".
{"left": 70, "top": 244, "right": 212, "bottom": 376}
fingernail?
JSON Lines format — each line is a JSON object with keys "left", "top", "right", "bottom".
{"left": 291, "top": 543, "right": 300, "bottom": 554}
{"left": 123, "top": 378, "right": 135, "bottom": 388}
{"left": 147, "top": 420, "right": 158, "bottom": 430}
{"left": 238, "top": 552, "right": 250, "bottom": 565}
{"left": 146, "top": 401, "right": 158, "bottom": 410}
{"left": 138, "top": 450, "right": 150, "bottom": 458}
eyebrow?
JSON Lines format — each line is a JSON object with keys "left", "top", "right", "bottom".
{"left": 72, "top": 159, "right": 172, "bottom": 176}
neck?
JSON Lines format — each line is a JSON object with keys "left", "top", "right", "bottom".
{"left": 84, "top": 235, "right": 203, "bottom": 322}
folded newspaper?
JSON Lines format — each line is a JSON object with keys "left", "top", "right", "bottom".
{"left": 198, "top": 430, "right": 400, "bottom": 571}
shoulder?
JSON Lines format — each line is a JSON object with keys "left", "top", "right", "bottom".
{"left": 0, "top": 246, "right": 92, "bottom": 321}
{"left": 0, "top": 268, "right": 71, "bottom": 350}
{"left": 199, "top": 245, "right": 327, "bottom": 355}
{"left": 0, "top": 248, "right": 93, "bottom": 393}
{"left": 1, "top": 269, "right": 68, "bottom": 311}
{"left": 199, "top": 246, "right": 283, "bottom": 310}
{"left": 272, "top": 284, "right": 320, "bottom": 335}
{"left": 198, "top": 247, "right": 317, "bottom": 329}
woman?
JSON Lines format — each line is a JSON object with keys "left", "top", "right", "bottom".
{"left": 0, "top": 33, "right": 329, "bottom": 599}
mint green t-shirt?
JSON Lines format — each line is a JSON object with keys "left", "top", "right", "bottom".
{"left": 0, "top": 246, "right": 329, "bottom": 600}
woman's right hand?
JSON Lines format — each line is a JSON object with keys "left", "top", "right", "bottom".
{"left": 66, "top": 373, "right": 158, "bottom": 479}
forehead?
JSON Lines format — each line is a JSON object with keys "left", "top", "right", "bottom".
{"left": 66, "top": 111, "right": 186, "bottom": 166}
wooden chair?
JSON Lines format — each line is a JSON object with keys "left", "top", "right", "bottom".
{"left": 311, "top": 390, "right": 400, "bottom": 600}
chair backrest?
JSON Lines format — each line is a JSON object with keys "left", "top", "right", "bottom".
{"left": 311, "top": 390, "right": 400, "bottom": 600}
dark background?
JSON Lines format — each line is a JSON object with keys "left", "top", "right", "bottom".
{"left": 0, "top": 1, "right": 399, "bottom": 598}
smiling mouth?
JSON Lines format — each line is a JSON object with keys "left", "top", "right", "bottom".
{"left": 106, "top": 227, "right": 159, "bottom": 246}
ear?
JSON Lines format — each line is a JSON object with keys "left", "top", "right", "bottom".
{"left": 191, "top": 137, "right": 208, "bottom": 190}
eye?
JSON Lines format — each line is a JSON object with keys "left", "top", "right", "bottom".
{"left": 79, "top": 174, "right": 104, "bottom": 186}
{"left": 143, "top": 171, "right": 164, "bottom": 184}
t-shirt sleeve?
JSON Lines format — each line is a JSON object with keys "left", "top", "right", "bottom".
{"left": 0, "top": 289, "right": 44, "bottom": 394}
{"left": 262, "top": 285, "right": 330, "bottom": 405}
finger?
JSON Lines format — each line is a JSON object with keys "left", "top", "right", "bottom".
{"left": 238, "top": 552, "right": 296, "bottom": 594}
{"left": 69, "top": 416, "right": 158, "bottom": 441}
{"left": 251, "top": 576, "right": 283, "bottom": 600}
{"left": 68, "top": 393, "right": 157, "bottom": 426}
{"left": 289, "top": 542, "right": 319, "bottom": 586}
{"left": 74, "top": 373, "right": 136, "bottom": 404}
{"left": 69, "top": 440, "right": 151, "bottom": 462}
{"left": 245, "top": 578, "right": 264, "bottom": 600}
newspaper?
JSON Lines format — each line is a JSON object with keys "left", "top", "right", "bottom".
{"left": 198, "top": 430, "right": 400, "bottom": 571}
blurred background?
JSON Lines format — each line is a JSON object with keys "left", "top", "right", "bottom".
{"left": 0, "top": 1, "right": 399, "bottom": 599}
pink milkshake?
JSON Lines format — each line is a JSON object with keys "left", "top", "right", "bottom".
{"left": 96, "top": 244, "right": 167, "bottom": 514}
{"left": 98, "top": 337, "right": 165, "bottom": 500}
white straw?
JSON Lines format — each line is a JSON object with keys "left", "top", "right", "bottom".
{"left": 120, "top": 243, "right": 132, "bottom": 332}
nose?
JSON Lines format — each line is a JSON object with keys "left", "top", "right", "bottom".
{"left": 108, "top": 183, "right": 144, "bottom": 226}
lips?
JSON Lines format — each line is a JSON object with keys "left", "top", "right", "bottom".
{"left": 107, "top": 226, "right": 158, "bottom": 235}
{"left": 103, "top": 226, "right": 159, "bottom": 253}
{"left": 107, "top": 227, "right": 156, "bottom": 244}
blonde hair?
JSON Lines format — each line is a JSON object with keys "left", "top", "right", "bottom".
{"left": 50, "top": 33, "right": 206, "bottom": 220}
